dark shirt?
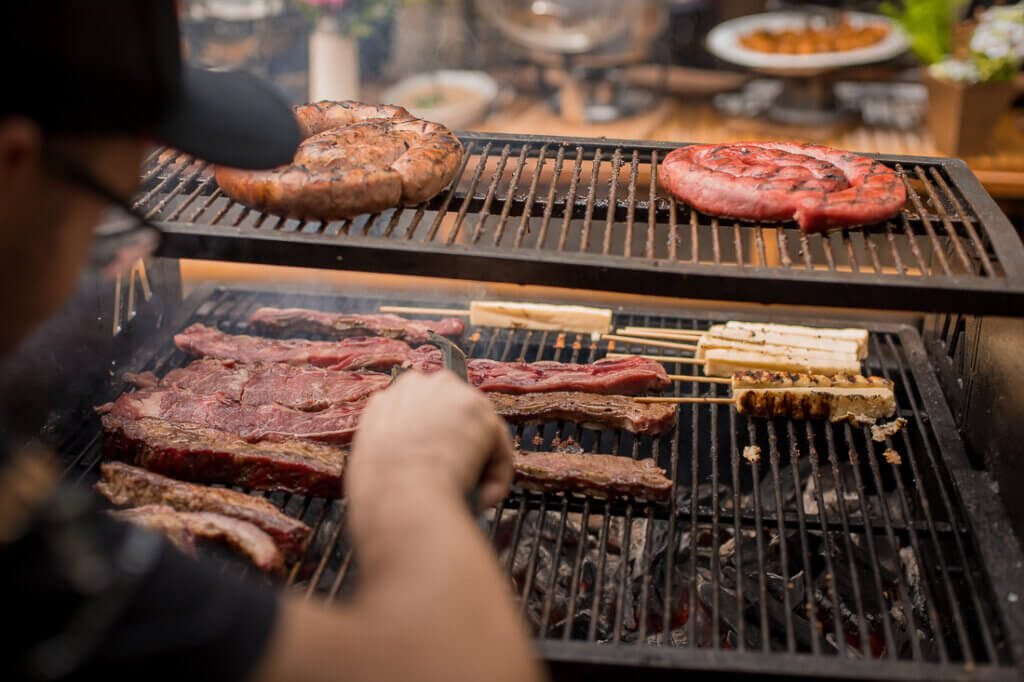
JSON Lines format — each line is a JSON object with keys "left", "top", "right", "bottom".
{"left": 1, "top": 445, "right": 278, "bottom": 681}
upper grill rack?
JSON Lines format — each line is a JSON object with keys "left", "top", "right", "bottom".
{"left": 58, "top": 286, "right": 1023, "bottom": 681}
{"left": 137, "top": 133, "right": 1024, "bottom": 315}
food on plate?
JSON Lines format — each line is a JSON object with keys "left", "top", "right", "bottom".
{"left": 732, "top": 371, "right": 895, "bottom": 423}
{"left": 96, "top": 386, "right": 365, "bottom": 444}
{"left": 739, "top": 16, "right": 889, "bottom": 54}
{"left": 490, "top": 392, "right": 678, "bottom": 436}
{"left": 513, "top": 451, "right": 673, "bottom": 502}
{"left": 100, "top": 414, "right": 346, "bottom": 498}
{"left": 127, "top": 359, "right": 390, "bottom": 411}
{"left": 112, "top": 504, "right": 285, "bottom": 573}
{"left": 96, "top": 462, "right": 311, "bottom": 560}
{"left": 659, "top": 142, "right": 905, "bottom": 232}
{"left": 248, "top": 307, "right": 465, "bottom": 344}
{"left": 214, "top": 100, "right": 463, "bottom": 220}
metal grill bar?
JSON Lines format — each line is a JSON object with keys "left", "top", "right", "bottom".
{"left": 135, "top": 135, "right": 1024, "bottom": 315}
{"left": 57, "top": 286, "right": 1021, "bottom": 680}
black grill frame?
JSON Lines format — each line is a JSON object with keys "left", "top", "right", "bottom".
{"left": 57, "top": 283, "right": 1024, "bottom": 681}
{"left": 136, "top": 133, "right": 1024, "bottom": 316}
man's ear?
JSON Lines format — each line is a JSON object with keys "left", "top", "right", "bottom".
{"left": 0, "top": 117, "right": 42, "bottom": 184}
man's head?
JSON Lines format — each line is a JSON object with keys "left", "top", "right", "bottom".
{"left": 0, "top": 1, "right": 300, "bottom": 354}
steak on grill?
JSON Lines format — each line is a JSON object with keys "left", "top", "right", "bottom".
{"left": 98, "top": 386, "right": 363, "bottom": 444}
{"left": 659, "top": 142, "right": 905, "bottom": 232}
{"left": 112, "top": 504, "right": 285, "bottom": 573}
{"left": 177, "top": 325, "right": 670, "bottom": 395}
{"left": 96, "top": 462, "right": 311, "bottom": 560}
{"left": 248, "top": 307, "right": 465, "bottom": 344}
{"left": 513, "top": 451, "right": 673, "bottom": 502}
{"left": 175, "top": 324, "right": 417, "bottom": 370}
{"left": 462, "top": 357, "right": 670, "bottom": 395}
{"left": 491, "top": 392, "right": 677, "bottom": 435}
{"left": 129, "top": 359, "right": 390, "bottom": 411}
{"left": 101, "top": 414, "right": 346, "bottom": 498}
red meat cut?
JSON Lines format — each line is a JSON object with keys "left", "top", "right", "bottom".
{"left": 659, "top": 142, "right": 906, "bottom": 232}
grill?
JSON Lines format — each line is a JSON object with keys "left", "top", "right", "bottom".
{"left": 136, "top": 133, "right": 1024, "bottom": 315}
{"left": 57, "top": 284, "right": 1023, "bottom": 681}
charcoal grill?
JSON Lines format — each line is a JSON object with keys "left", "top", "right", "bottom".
{"left": 25, "top": 130, "right": 1024, "bottom": 680}
{"left": 50, "top": 283, "right": 1023, "bottom": 681}
{"left": 138, "top": 133, "right": 1024, "bottom": 314}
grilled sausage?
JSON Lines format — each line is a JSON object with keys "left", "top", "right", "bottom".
{"left": 214, "top": 100, "right": 463, "bottom": 220}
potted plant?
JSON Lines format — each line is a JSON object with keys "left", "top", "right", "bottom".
{"left": 885, "top": 1, "right": 1024, "bottom": 156}
{"left": 299, "top": 0, "right": 397, "bottom": 101}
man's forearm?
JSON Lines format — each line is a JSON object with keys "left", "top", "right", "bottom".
{"left": 252, "top": 474, "right": 545, "bottom": 682}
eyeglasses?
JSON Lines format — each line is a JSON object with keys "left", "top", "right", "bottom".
{"left": 43, "top": 146, "right": 163, "bottom": 278}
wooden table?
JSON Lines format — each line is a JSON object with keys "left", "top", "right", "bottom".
{"left": 476, "top": 96, "right": 1024, "bottom": 201}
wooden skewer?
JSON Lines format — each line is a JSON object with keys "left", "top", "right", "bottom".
{"left": 607, "top": 352, "right": 705, "bottom": 365}
{"left": 668, "top": 374, "right": 731, "bottom": 384}
{"left": 603, "top": 334, "right": 699, "bottom": 352}
{"left": 615, "top": 327, "right": 706, "bottom": 340}
{"left": 636, "top": 396, "right": 734, "bottom": 404}
{"left": 379, "top": 305, "right": 471, "bottom": 316}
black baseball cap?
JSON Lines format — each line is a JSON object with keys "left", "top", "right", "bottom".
{"left": 2, "top": 1, "right": 300, "bottom": 169}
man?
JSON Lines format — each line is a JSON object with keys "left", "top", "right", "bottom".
{"left": 0, "top": 3, "right": 544, "bottom": 681}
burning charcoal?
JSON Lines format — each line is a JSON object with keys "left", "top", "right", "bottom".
{"left": 698, "top": 581, "right": 763, "bottom": 649}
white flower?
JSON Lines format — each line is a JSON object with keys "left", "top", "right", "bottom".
{"left": 929, "top": 58, "right": 983, "bottom": 83}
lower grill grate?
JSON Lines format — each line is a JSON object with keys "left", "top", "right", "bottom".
{"left": 58, "top": 286, "right": 1016, "bottom": 680}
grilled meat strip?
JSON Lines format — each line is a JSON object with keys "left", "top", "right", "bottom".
{"left": 491, "top": 392, "right": 677, "bottom": 435}
{"left": 96, "top": 462, "right": 311, "bottom": 559}
{"left": 731, "top": 371, "right": 895, "bottom": 423}
{"left": 248, "top": 307, "right": 465, "bottom": 343}
{"left": 113, "top": 504, "right": 284, "bottom": 573}
{"left": 660, "top": 142, "right": 905, "bottom": 232}
{"left": 176, "top": 325, "right": 670, "bottom": 395}
{"left": 98, "top": 385, "right": 364, "bottom": 444}
{"left": 513, "top": 451, "right": 672, "bottom": 502}
{"left": 462, "top": 357, "right": 670, "bottom": 395}
{"left": 100, "top": 414, "right": 345, "bottom": 498}
{"left": 175, "top": 324, "right": 420, "bottom": 370}
{"left": 129, "top": 358, "right": 390, "bottom": 411}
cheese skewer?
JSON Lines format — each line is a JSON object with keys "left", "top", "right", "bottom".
{"left": 379, "top": 301, "right": 613, "bottom": 335}
{"left": 603, "top": 334, "right": 698, "bottom": 352}
{"left": 615, "top": 322, "right": 869, "bottom": 358}
{"left": 636, "top": 371, "right": 897, "bottom": 424}
{"left": 606, "top": 352, "right": 705, "bottom": 365}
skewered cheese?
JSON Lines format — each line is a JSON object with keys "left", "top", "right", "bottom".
{"left": 703, "top": 324, "right": 862, "bottom": 358}
{"left": 469, "top": 301, "right": 612, "bottom": 335}
{"left": 702, "top": 348, "right": 861, "bottom": 378}
{"left": 724, "top": 321, "right": 869, "bottom": 359}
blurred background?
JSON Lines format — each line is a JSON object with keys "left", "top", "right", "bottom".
{"left": 179, "top": 0, "right": 1024, "bottom": 217}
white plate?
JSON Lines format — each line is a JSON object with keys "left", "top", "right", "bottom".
{"left": 707, "top": 11, "right": 907, "bottom": 77}
{"left": 382, "top": 70, "right": 499, "bottom": 130}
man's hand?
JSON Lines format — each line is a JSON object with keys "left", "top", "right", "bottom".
{"left": 347, "top": 370, "right": 515, "bottom": 510}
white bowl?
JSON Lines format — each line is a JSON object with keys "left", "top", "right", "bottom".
{"left": 707, "top": 11, "right": 907, "bottom": 77}
{"left": 382, "top": 70, "right": 499, "bottom": 130}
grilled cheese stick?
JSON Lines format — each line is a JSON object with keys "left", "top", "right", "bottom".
{"left": 702, "top": 348, "right": 861, "bottom": 378}
{"left": 704, "top": 324, "right": 862, "bottom": 358}
{"left": 731, "top": 371, "right": 895, "bottom": 423}
{"left": 469, "top": 301, "right": 612, "bottom": 335}
{"left": 724, "top": 321, "right": 869, "bottom": 359}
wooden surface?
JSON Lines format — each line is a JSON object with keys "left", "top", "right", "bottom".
{"left": 476, "top": 97, "right": 1024, "bottom": 199}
